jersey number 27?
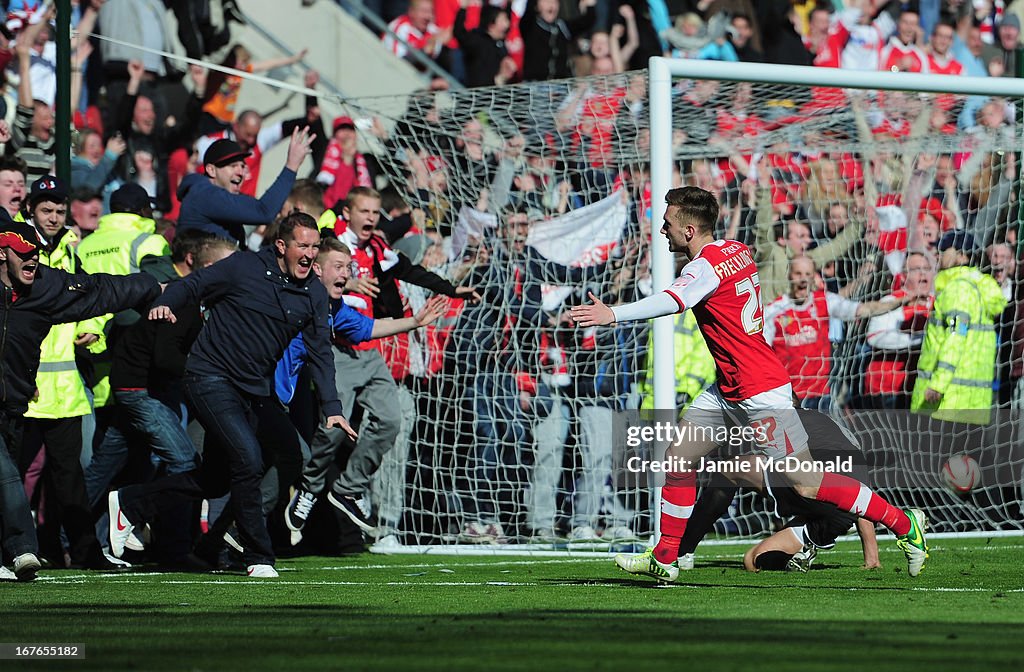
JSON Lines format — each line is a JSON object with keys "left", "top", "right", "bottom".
{"left": 735, "top": 276, "right": 764, "bottom": 335}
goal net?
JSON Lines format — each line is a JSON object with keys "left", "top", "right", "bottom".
{"left": 335, "top": 61, "right": 1023, "bottom": 553}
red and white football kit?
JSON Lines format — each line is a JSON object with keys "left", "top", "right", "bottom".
{"left": 608, "top": 238, "right": 913, "bottom": 564}
{"left": 616, "top": 240, "right": 803, "bottom": 459}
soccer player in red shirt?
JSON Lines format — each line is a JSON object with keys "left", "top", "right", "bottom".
{"left": 571, "top": 187, "right": 928, "bottom": 581}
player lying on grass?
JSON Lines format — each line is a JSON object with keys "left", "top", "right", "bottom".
{"left": 674, "top": 408, "right": 882, "bottom": 573}
{"left": 571, "top": 186, "right": 927, "bottom": 582}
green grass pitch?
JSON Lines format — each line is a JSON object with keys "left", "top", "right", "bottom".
{"left": 2, "top": 536, "right": 1021, "bottom": 671}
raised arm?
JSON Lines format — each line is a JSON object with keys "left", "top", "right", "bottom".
{"left": 251, "top": 48, "right": 308, "bottom": 74}
{"left": 149, "top": 250, "right": 244, "bottom": 321}
{"left": 370, "top": 295, "right": 449, "bottom": 339}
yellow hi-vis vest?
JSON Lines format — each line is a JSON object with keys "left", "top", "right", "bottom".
{"left": 24, "top": 225, "right": 102, "bottom": 419}
{"left": 75, "top": 212, "right": 170, "bottom": 405}
{"left": 911, "top": 265, "right": 1007, "bottom": 425}
{"left": 640, "top": 311, "right": 716, "bottom": 415}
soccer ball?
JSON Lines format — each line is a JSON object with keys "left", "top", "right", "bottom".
{"left": 941, "top": 454, "right": 980, "bottom": 494}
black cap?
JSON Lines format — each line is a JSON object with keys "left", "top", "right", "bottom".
{"left": 28, "top": 175, "right": 68, "bottom": 207}
{"left": 203, "top": 139, "right": 252, "bottom": 167}
{"left": 0, "top": 215, "right": 41, "bottom": 256}
{"left": 937, "top": 230, "right": 977, "bottom": 254}
{"left": 110, "top": 183, "right": 155, "bottom": 214}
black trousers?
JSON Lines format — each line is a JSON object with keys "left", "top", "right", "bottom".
{"left": 20, "top": 416, "right": 104, "bottom": 565}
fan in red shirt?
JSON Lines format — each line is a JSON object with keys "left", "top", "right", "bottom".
{"left": 571, "top": 186, "right": 929, "bottom": 582}
{"left": 879, "top": 9, "right": 928, "bottom": 73}
{"left": 763, "top": 256, "right": 907, "bottom": 410}
{"left": 863, "top": 251, "right": 935, "bottom": 409}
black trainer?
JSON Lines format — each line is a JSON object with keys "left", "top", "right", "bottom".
{"left": 327, "top": 492, "right": 375, "bottom": 533}
{"left": 285, "top": 490, "right": 317, "bottom": 532}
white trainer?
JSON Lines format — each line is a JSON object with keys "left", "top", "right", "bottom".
{"left": 569, "top": 525, "right": 600, "bottom": 542}
{"left": 602, "top": 526, "right": 639, "bottom": 542}
{"left": 246, "top": 564, "right": 279, "bottom": 578}
{"left": 13, "top": 553, "right": 41, "bottom": 582}
{"left": 370, "top": 534, "right": 402, "bottom": 553}
{"left": 678, "top": 553, "right": 695, "bottom": 570}
{"left": 107, "top": 491, "right": 135, "bottom": 558}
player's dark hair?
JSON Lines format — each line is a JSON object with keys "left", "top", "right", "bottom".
{"left": 665, "top": 186, "right": 719, "bottom": 235}
{"left": 171, "top": 228, "right": 216, "bottom": 264}
{"left": 276, "top": 211, "right": 320, "bottom": 244}
{"left": 753, "top": 550, "right": 792, "bottom": 571}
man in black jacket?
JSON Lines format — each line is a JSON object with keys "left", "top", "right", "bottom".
{"left": 0, "top": 215, "right": 161, "bottom": 581}
{"left": 83, "top": 230, "right": 227, "bottom": 505}
{"left": 520, "top": 0, "right": 596, "bottom": 81}
{"left": 112, "top": 213, "right": 350, "bottom": 578}
{"left": 454, "top": 2, "right": 515, "bottom": 88}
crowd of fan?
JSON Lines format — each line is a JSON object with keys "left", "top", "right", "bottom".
{"left": 1, "top": 0, "right": 1023, "bottom": 580}
{"left": 370, "top": 0, "right": 1024, "bottom": 86}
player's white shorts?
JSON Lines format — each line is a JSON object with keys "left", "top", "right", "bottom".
{"left": 683, "top": 383, "right": 808, "bottom": 460}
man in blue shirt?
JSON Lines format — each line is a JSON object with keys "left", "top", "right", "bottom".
{"left": 278, "top": 236, "right": 446, "bottom": 542}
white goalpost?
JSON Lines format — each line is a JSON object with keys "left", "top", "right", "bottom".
{"left": 648, "top": 57, "right": 1024, "bottom": 544}
{"left": 647, "top": 57, "right": 1024, "bottom": 411}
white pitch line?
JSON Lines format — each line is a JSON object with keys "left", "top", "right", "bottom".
{"left": 316, "top": 557, "right": 616, "bottom": 571}
{"left": 25, "top": 576, "right": 1024, "bottom": 593}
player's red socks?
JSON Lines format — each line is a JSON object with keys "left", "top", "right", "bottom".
{"left": 816, "top": 472, "right": 910, "bottom": 536}
{"left": 653, "top": 471, "right": 697, "bottom": 564}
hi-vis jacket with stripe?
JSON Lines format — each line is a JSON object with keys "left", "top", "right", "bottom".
{"left": 25, "top": 226, "right": 107, "bottom": 419}
{"left": 911, "top": 265, "right": 1007, "bottom": 425}
{"left": 75, "top": 212, "right": 170, "bottom": 405}
{"left": 640, "top": 310, "right": 716, "bottom": 413}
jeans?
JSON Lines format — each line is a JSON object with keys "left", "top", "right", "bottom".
{"left": 184, "top": 375, "right": 274, "bottom": 566}
{"left": 460, "top": 371, "right": 564, "bottom": 525}
{"left": 84, "top": 423, "right": 131, "bottom": 508}
{"left": 0, "top": 411, "right": 37, "bottom": 561}
{"left": 116, "top": 390, "right": 198, "bottom": 474}
{"left": 84, "top": 387, "right": 196, "bottom": 507}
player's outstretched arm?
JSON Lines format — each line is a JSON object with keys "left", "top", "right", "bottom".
{"left": 570, "top": 292, "right": 616, "bottom": 327}
{"left": 572, "top": 290, "right": 681, "bottom": 328}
